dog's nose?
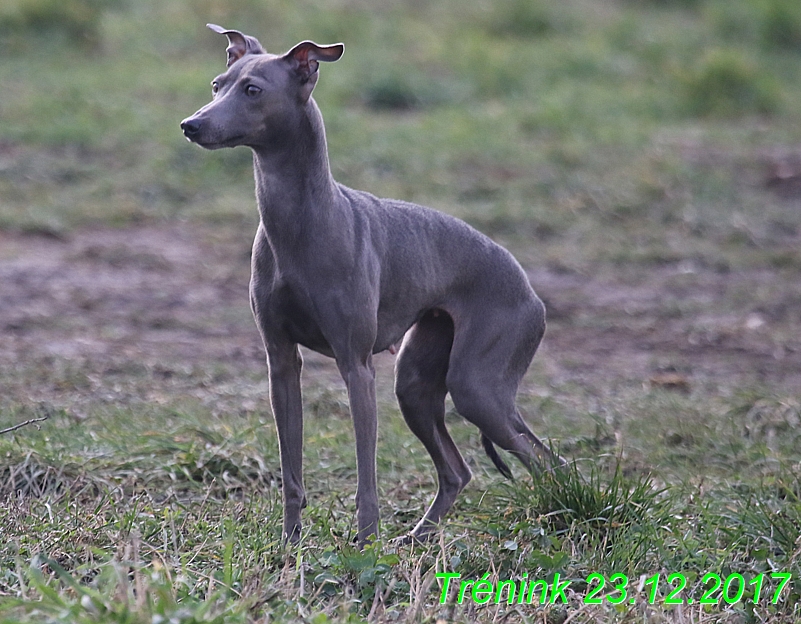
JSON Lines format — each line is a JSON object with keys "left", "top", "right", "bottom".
{"left": 181, "top": 118, "right": 202, "bottom": 138}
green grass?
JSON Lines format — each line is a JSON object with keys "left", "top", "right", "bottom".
{"left": 1, "top": 388, "right": 800, "bottom": 621}
{"left": 2, "top": 0, "right": 801, "bottom": 253}
{"left": 2, "top": 0, "right": 801, "bottom": 621}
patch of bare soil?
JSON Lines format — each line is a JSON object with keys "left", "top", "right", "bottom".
{"left": 1, "top": 224, "right": 799, "bottom": 416}
{"left": 533, "top": 262, "right": 801, "bottom": 395}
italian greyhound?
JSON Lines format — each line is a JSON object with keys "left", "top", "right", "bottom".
{"left": 181, "top": 24, "right": 563, "bottom": 545}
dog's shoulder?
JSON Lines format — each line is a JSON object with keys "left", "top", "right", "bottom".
{"left": 338, "top": 183, "right": 490, "bottom": 243}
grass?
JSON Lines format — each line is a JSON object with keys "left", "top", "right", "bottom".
{"left": 1, "top": 389, "right": 799, "bottom": 621}
{"left": 2, "top": 0, "right": 801, "bottom": 621}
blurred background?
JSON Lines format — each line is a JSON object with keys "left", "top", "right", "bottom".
{"left": 2, "top": 0, "right": 801, "bottom": 250}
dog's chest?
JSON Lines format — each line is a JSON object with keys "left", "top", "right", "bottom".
{"left": 269, "top": 281, "right": 334, "bottom": 356}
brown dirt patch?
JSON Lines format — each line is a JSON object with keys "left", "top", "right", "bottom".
{"left": 1, "top": 224, "right": 799, "bottom": 416}
{"left": 532, "top": 262, "right": 801, "bottom": 394}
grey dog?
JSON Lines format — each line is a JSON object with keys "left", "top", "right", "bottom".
{"left": 181, "top": 25, "right": 562, "bottom": 545}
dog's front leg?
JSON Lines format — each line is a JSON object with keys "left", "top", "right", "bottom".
{"left": 267, "top": 342, "right": 306, "bottom": 544}
{"left": 338, "top": 353, "right": 379, "bottom": 545}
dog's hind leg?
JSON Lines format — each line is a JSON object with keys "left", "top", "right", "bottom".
{"left": 446, "top": 300, "right": 562, "bottom": 472}
{"left": 394, "top": 310, "right": 472, "bottom": 541}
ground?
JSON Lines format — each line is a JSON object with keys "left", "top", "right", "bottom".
{"left": 3, "top": 222, "right": 799, "bottom": 413}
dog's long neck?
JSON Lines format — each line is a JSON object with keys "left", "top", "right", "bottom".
{"left": 251, "top": 98, "right": 343, "bottom": 253}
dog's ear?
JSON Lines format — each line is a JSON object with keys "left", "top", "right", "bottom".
{"left": 283, "top": 41, "right": 344, "bottom": 102}
{"left": 207, "top": 23, "right": 266, "bottom": 67}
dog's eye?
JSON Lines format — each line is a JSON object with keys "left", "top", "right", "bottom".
{"left": 211, "top": 81, "right": 219, "bottom": 94}
{"left": 245, "top": 84, "right": 262, "bottom": 97}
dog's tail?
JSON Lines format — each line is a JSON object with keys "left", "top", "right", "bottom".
{"left": 481, "top": 433, "right": 513, "bottom": 480}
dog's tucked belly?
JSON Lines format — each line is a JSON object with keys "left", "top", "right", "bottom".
{"left": 273, "top": 284, "right": 414, "bottom": 358}
{"left": 285, "top": 314, "right": 415, "bottom": 358}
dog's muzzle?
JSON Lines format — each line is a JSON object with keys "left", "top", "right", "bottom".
{"left": 180, "top": 118, "right": 202, "bottom": 141}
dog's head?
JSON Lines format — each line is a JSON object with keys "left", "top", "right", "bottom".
{"left": 180, "top": 25, "right": 343, "bottom": 150}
